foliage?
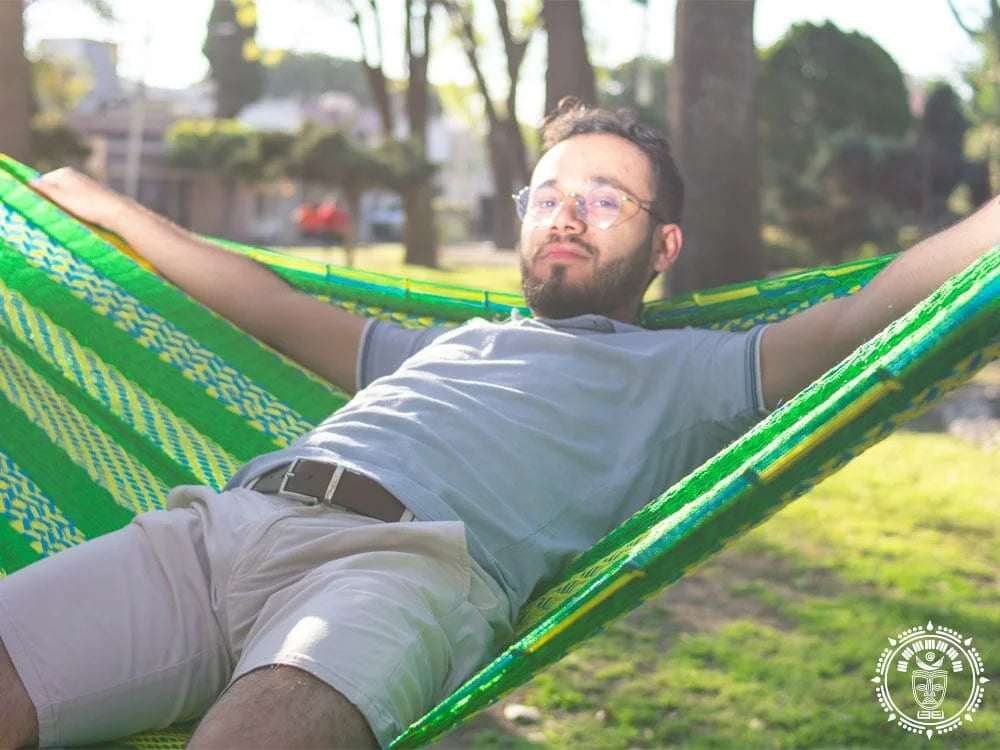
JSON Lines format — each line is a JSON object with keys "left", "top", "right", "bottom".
{"left": 950, "top": 1, "right": 1000, "bottom": 191}
{"left": 758, "top": 22, "right": 920, "bottom": 263}
{"left": 288, "top": 124, "right": 387, "bottom": 191}
{"left": 31, "top": 55, "right": 92, "bottom": 117}
{"left": 227, "top": 130, "right": 296, "bottom": 182}
{"left": 774, "top": 81, "right": 982, "bottom": 265}
{"left": 262, "top": 52, "right": 373, "bottom": 104}
{"left": 779, "top": 131, "right": 916, "bottom": 264}
{"left": 166, "top": 119, "right": 255, "bottom": 173}
{"left": 377, "top": 138, "right": 438, "bottom": 192}
{"left": 164, "top": 118, "right": 435, "bottom": 204}
{"left": 29, "top": 115, "right": 90, "bottom": 172}
{"left": 596, "top": 57, "right": 670, "bottom": 135}
{"left": 203, "top": 0, "right": 264, "bottom": 118}
{"left": 758, "top": 22, "right": 912, "bottom": 187}
{"left": 919, "top": 84, "right": 973, "bottom": 211}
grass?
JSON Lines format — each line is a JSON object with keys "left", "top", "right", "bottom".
{"left": 438, "top": 434, "right": 999, "bottom": 749}
{"left": 279, "top": 243, "right": 999, "bottom": 749}
{"left": 279, "top": 242, "right": 526, "bottom": 296}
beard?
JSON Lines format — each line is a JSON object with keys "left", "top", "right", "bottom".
{"left": 520, "top": 231, "right": 655, "bottom": 320}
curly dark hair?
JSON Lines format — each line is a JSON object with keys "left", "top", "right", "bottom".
{"left": 539, "top": 97, "right": 684, "bottom": 224}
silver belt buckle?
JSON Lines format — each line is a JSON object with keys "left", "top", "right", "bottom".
{"left": 277, "top": 458, "right": 345, "bottom": 506}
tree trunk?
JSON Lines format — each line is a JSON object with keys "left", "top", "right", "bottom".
{"left": 345, "top": 189, "right": 361, "bottom": 268}
{"left": 543, "top": 0, "right": 596, "bottom": 114}
{"left": 401, "top": 0, "right": 438, "bottom": 268}
{"left": 448, "top": 0, "right": 529, "bottom": 249}
{"left": 666, "top": 0, "right": 762, "bottom": 294}
{"left": 403, "top": 182, "right": 439, "bottom": 266}
{"left": 487, "top": 128, "right": 518, "bottom": 250}
{"left": 0, "top": 1, "right": 33, "bottom": 164}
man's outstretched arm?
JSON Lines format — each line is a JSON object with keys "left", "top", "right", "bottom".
{"left": 32, "top": 168, "right": 367, "bottom": 394}
{"left": 760, "top": 196, "right": 1000, "bottom": 410}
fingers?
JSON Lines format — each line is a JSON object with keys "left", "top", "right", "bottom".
{"left": 28, "top": 168, "right": 124, "bottom": 229}
{"left": 31, "top": 166, "right": 95, "bottom": 196}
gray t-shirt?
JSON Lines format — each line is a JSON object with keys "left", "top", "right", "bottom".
{"left": 228, "top": 312, "right": 767, "bottom": 614}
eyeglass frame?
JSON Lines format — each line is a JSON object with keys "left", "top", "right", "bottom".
{"left": 511, "top": 182, "right": 669, "bottom": 230}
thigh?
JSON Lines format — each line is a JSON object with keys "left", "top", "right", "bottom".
{"left": 228, "top": 516, "right": 512, "bottom": 748}
{"left": 0, "top": 504, "right": 231, "bottom": 746}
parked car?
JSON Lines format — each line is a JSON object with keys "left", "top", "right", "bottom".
{"left": 369, "top": 200, "right": 405, "bottom": 241}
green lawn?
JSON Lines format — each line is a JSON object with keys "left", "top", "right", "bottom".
{"left": 284, "top": 244, "right": 998, "bottom": 749}
{"left": 438, "top": 433, "right": 999, "bottom": 749}
{"left": 280, "top": 243, "right": 525, "bottom": 296}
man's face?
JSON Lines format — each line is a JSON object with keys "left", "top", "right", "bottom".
{"left": 517, "top": 133, "right": 681, "bottom": 322}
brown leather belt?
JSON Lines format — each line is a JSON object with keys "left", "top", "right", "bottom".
{"left": 250, "top": 458, "right": 414, "bottom": 523}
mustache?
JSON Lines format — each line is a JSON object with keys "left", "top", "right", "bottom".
{"left": 533, "top": 235, "right": 598, "bottom": 261}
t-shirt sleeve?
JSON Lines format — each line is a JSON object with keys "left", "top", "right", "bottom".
{"left": 746, "top": 324, "right": 769, "bottom": 416}
{"left": 355, "top": 319, "right": 450, "bottom": 390}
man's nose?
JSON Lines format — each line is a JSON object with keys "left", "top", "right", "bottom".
{"left": 548, "top": 196, "right": 586, "bottom": 232}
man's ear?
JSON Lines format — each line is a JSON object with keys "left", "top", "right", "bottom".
{"left": 652, "top": 224, "right": 682, "bottom": 273}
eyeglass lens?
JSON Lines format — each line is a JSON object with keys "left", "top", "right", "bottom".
{"left": 516, "top": 185, "right": 631, "bottom": 229}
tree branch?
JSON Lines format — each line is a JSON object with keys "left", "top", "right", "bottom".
{"left": 349, "top": 0, "right": 395, "bottom": 135}
{"left": 445, "top": 0, "right": 501, "bottom": 129}
{"left": 948, "top": 0, "right": 977, "bottom": 37}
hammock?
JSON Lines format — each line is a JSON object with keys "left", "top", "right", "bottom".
{"left": 1, "top": 153, "right": 997, "bottom": 749}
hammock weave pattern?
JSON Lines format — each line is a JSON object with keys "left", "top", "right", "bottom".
{"left": 1, "top": 154, "right": 997, "bottom": 748}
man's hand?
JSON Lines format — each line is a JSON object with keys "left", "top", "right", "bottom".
{"left": 30, "top": 168, "right": 368, "bottom": 394}
{"left": 31, "top": 167, "right": 131, "bottom": 230}
{"left": 760, "top": 197, "right": 1000, "bottom": 410}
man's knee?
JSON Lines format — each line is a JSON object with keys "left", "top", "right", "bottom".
{"left": 189, "top": 664, "right": 379, "bottom": 749}
{"left": 0, "top": 636, "right": 39, "bottom": 748}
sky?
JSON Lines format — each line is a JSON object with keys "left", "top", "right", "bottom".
{"left": 22, "top": 0, "right": 986, "bottom": 124}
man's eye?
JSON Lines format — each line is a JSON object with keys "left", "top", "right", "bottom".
{"left": 590, "top": 197, "right": 621, "bottom": 210}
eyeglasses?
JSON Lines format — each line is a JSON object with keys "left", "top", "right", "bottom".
{"left": 512, "top": 184, "right": 665, "bottom": 230}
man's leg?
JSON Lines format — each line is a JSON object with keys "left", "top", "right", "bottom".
{"left": 0, "top": 637, "right": 37, "bottom": 748}
{"left": 215, "top": 510, "right": 512, "bottom": 748}
{"left": 188, "top": 665, "right": 377, "bottom": 749}
{"left": 0, "top": 495, "right": 238, "bottom": 746}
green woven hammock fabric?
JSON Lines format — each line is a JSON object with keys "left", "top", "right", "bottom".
{"left": 1, "top": 154, "right": 997, "bottom": 748}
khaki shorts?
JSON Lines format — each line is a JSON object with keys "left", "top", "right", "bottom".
{"left": 0, "top": 485, "right": 512, "bottom": 747}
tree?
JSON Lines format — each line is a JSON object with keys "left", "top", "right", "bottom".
{"left": 447, "top": 0, "right": 539, "bottom": 250}
{"left": 542, "top": 0, "right": 595, "bottom": 113}
{"left": 668, "top": 0, "right": 762, "bottom": 293}
{"left": 291, "top": 127, "right": 367, "bottom": 265}
{"left": 1, "top": 0, "right": 112, "bottom": 166}
{"left": 780, "top": 131, "right": 920, "bottom": 265}
{"left": 949, "top": 1, "right": 1000, "bottom": 189}
{"left": 0, "top": 0, "right": 35, "bottom": 163}
{"left": 350, "top": 0, "right": 440, "bottom": 267}
{"left": 758, "top": 22, "right": 912, "bottom": 190}
{"left": 918, "top": 84, "right": 969, "bottom": 216}
{"left": 262, "top": 52, "right": 372, "bottom": 103}
{"left": 780, "top": 83, "right": 978, "bottom": 265}
{"left": 203, "top": 0, "right": 264, "bottom": 118}
{"left": 32, "top": 55, "right": 93, "bottom": 117}
{"left": 757, "top": 22, "right": 918, "bottom": 264}
{"left": 29, "top": 118, "right": 91, "bottom": 173}
{"left": 166, "top": 119, "right": 257, "bottom": 172}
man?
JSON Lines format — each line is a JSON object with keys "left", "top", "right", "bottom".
{"left": 0, "top": 99, "right": 995, "bottom": 748}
